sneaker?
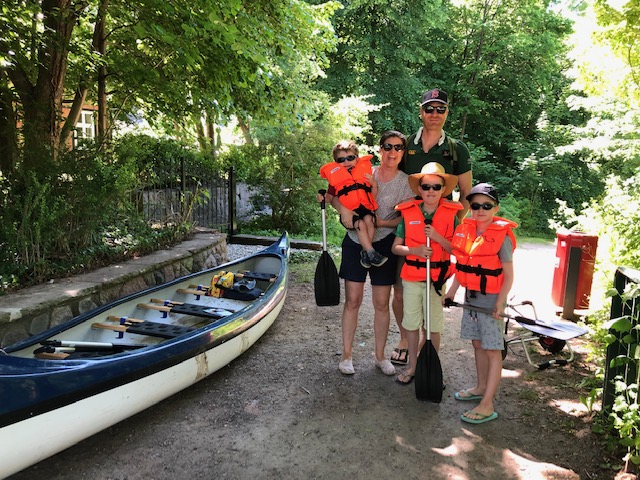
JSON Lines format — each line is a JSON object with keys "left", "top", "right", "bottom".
{"left": 338, "top": 358, "right": 355, "bottom": 375}
{"left": 375, "top": 358, "right": 396, "bottom": 376}
{"left": 368, "top": 250, "right": 388, "bottom": 267}
{"left": 360, "top": 250, "right": 371, "bottom": 268}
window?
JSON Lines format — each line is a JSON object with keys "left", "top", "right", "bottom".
{"left": 74, "top": 110, "right": 96, "bottom": 146}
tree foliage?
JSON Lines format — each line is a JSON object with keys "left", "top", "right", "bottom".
{"left": 0, "top": 0, "right": 339, "bottom": 175}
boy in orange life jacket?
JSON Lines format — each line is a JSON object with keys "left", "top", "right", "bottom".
{"left": 320, "top": 140, "right": 387, "bottom": 268}
{"left": 442, "top": 183, "right": 517, "bottom": 425}
{"left": 391, "top": 162, "right": 462, "bottom": 385}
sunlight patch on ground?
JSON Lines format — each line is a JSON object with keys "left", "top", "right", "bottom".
{"left": 501, "top": 367, "right": 522, "bottom": 379}
{"left": 431, "top": 431, "right": 579, "bottom": 479}
{"left": 549, "top": 398, "right": 588, "bottom": 416}
{"left": 502, "top": 449, "right": 580, "bottom": 479}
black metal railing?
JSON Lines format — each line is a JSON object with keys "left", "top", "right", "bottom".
{"left": 602, "top": 266, "right": 640, "bottom": 410}
{"left": 136, "top": 161, "right": 235, "bottom": 234}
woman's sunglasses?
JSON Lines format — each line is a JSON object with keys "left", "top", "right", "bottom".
{"left": 423, "top": 105, "right": 447, "bottom": 115}
{"left": 335, "top": 154, "right": 357, "bottom": 163}
{"left": 470, "top": 202, "right": 496, "bottom": 210}
{"left": 420, "top": 184, "right": 443, "bottom": 191}
{"left": 381, "top": 143, "right": 405, "bottom": 152}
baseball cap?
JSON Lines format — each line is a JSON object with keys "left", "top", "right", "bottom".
{"left": 421, "top": 88, "right": 448, "bottom": 106}
{"left": 466, "top": 183, "right": 499, "bottom": 204}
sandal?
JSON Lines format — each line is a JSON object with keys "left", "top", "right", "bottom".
{"left": 390, "top": 347, "right": 408, "bottom": 365}
{"left": 395, "top": 372, "right": 415, "bottom": 385}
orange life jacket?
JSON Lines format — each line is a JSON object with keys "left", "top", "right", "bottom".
{"left": 451, "top": 216, "right": 517, "bottom": 295}
{"left": 319, "top": 155, "right": 378, "bottom": 211}
{"left": 396, "top": 198, "right": 462, "bottom": 291}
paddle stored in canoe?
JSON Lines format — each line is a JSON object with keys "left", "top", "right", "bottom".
{"left": 0, "top": 233, "right": 289, "bottom": 479}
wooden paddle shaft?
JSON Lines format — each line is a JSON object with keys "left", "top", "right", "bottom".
{"left": 107, "top": 315, "right": 145, "bottom": 323}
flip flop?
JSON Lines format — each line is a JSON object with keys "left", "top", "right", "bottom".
{"left": 454, "top": 389, "right": 483, "bottom": 401}
{"left": 395, "top": 373, "right": 414, "bottom": 385}
{"left": 461, "top": 411, "right": 498, "bottom": 424}
{"left": 390, "top": 348, "right": 408, "bottom": 365}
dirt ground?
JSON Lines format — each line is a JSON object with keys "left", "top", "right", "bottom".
{"left": 8, "top": 243, "right": 616, "bottom": 480}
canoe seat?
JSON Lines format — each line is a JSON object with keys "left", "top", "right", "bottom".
{"left": 92, "top": 320, "right": 195, "bottom": 339}
{"left": 236, "top": 270, "right": 278, "bottom": 282}
{"left": 138, "top": 301, "right": 234, "bottom": 319}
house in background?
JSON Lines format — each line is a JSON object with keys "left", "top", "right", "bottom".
{"left": 62, "top": 101, "right": 97, "bottom": 148}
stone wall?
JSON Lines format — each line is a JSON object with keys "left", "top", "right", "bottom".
{"left": 0, "top": 233, "right": 227, "bottom": 348}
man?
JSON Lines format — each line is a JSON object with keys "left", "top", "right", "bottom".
{"left": 402, "top": 88, "right": 473, "bottom": 222}
{"left": 390, "top": 88, "right": 474, "bottom": 367}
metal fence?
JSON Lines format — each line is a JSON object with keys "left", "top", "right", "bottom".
{"left": 136, "top": 160, "right": 236, "bottom": 235}
{"left": 602, "top": 266, "right": 640, "bottom": 410}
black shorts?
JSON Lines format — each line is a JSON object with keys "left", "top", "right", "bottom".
{"left": 339, "top": 232, "right": 398, "bottom": 285}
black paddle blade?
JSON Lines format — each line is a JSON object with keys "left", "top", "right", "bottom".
{"left": 415, "top": 340, "right": 443, "bottom": 403}
{"left": 314, "top": 252, "right": 340, "bottom": 306}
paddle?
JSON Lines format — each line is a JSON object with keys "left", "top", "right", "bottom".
{"left": 138, "top": 299, "right": 236, "bottom": 319}
{"left": 314, "top": 189, "right": 340, "bottom": 306}
{"left": 33, "top": 341, "right": 147, "bottom": 360}
{"left": 442, "top": 299, "right": 564, "bottom": 332}
{"left": 415, "top": 219, "right": 444, "bottom": 403}
{"left": 92, "top": 316, "right": 196, "bottom": 338}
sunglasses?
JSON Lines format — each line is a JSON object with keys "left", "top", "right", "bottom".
{"left": 420, "top": 184, "right": 443, "bottom": 191}
{"left": 335, "top": 154, "right": 357, "bottom": 164}
{"left": 422, "top": 105, "right": 447, "bottom": 115}
{"left": 470, "top": 202, "right": 497, "bottom": 211}
{"left": 381, "top": 143, "right": 405, "bottom": 152}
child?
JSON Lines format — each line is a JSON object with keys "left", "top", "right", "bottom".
{"left": 442, "top": 182, "right": 517, "bottom": 424}
{"left": 320, "top": 140, "right": 386, "bottom": 268}
{"left": 391, "top": 162, "right": 462, "bottom": 385}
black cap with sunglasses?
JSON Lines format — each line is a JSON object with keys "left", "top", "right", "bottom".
{"left": 466, "top": 183, "right": 499, "bottom": 204}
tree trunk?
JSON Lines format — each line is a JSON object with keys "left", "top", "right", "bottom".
{"left": 237, "top": 117, "right": 252, "bottom": 144}
{"left": 0, "top": 72, "right": 18, "bottom": 173}
{"left": 17, "top": 0, "right": 88, "bottom": 171}
{"left": 96, "top": 0, "right": 109, "bottom": 141}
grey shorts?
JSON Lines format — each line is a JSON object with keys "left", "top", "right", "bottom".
{"left": 460, "top": 309, "right": 504, "bottom": 350}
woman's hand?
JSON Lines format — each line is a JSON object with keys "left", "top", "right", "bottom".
{"left": 340, "top": 209, "right": 356, "bottom": 229}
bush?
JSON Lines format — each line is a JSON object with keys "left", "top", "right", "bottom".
{"left": 0, "top": 138, "right": 199, "bottom": 293}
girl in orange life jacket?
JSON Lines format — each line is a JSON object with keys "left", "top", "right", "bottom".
{"left": 442, "top": 183, "right": 516, "bottom": 425}
{"left": 320, "top": 140, "right": 387, "bottom": 268}
{"left": 391, "top": 162, "right": 461, "bottom": 385}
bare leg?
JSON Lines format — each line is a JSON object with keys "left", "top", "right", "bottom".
{"left": 354, "top": 217, "right": 374, "bottom": 252}
{"left": 397, "top": 328, "right": 420, "bottom": 382}
{"left": 341, "top": 280, "right": 365, "bottom": 361}
{"left": 464, "top": 347, "right": 502, "bottom": 419}
{"left": 371, "top": 284, "right": 392, "bottom": 362}
{"left": 429, "top": 332, "right": 441, "bottom": 352}
{"left": 391, "top": 285, "right": 408, "bottom": 363}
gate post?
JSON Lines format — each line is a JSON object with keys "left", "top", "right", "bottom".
{"left": 228, "top": 166, "right": 237, "bottom": 237}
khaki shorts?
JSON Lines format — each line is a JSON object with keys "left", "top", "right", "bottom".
{"left": 401, "top": 279, "right": 444, "bottom": 333}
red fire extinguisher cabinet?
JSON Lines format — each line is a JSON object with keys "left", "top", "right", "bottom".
{"left": 551, "top": 231, "right": 598, "bottom": 316}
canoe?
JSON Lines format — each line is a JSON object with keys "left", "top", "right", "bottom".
{"left": 0, "top": 232, "right": 289, "bottom": 478}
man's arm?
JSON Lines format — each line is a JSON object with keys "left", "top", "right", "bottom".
{"left": 457, "top": 170, "right": 473, "bottom": 221}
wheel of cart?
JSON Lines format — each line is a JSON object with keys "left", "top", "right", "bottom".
{"left": 538, "top": 336, "right": 566, "bottom": 354}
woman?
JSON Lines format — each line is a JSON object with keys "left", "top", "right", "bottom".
{"left": 329, "top": 131, "right": 414, "bottom": 375}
